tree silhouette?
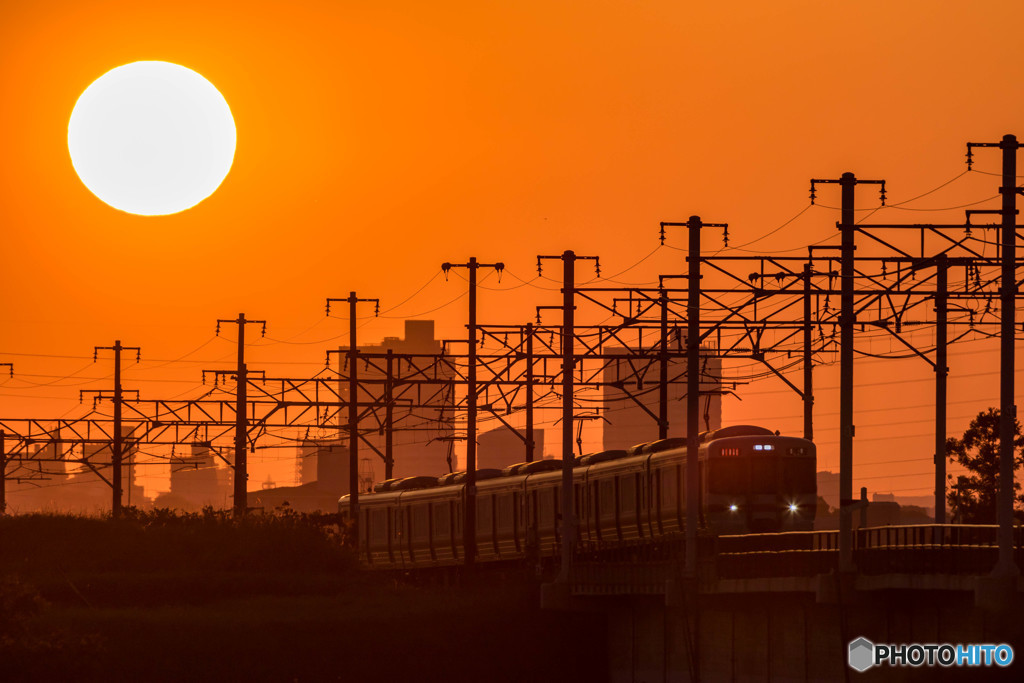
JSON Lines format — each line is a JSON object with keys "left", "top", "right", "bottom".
{"left": 946, "top": 408, "right": 1024, "bottom": 524}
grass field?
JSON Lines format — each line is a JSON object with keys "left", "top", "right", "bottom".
{"left": 0, "top": 510, "right": 605, "bottom": 682}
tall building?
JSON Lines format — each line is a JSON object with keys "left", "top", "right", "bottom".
{"left": 337, "top": 319, "right": 455, "bottom": 482}
{"left": 251, "top": 320, "right": 454, "bottom": 514}
{"left": 56, "top": 427, "right": 149, "bottom": 513}
{"left": 477, "top": 427, "right": 545, "bottom": 470}
{"left": 816, "top": 471, "right": 839, "bottom": 510}
{"left": 296, "top": 439, "right": 349, "bottom": 491}
{"left": 601, "top": 338, "right": 722, "bottom": 451}
{"left": 153, "top": 442, "right": 231, "bottom": 510}
{"left": 3, "top": 441, "right": 70, "bottom": 513}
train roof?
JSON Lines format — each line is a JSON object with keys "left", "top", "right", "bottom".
{"left": 372, "top": 475, "right": 440, "bottom": 493}
{"left": 645, "top": 438, "right": 689, "bottom": 454}
{"left": 502, "top": 459, "right": 564, "bottom": 476}
{"left": 436, "top": 469, "right": 504, "bottom": 486}
{"left": 699, "top": 425, "right": 776, "bottom": 442}
{"left": 576, "top": 449, "right": 629, "bottom": 466}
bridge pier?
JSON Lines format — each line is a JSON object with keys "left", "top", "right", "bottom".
{"left": 558, "top": 577, "right": 1023, "bottom": 682}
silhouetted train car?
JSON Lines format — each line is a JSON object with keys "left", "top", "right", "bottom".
{"left": 341, "top": 425, "right": 815, "bottom": 569}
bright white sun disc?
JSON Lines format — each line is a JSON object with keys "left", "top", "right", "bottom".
{"left": 68, "top": 61, "right": 236, "bottom": 216}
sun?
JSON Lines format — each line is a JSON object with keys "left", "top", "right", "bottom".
{"left": 68, "top": 61, "right": 236, "bottom": 216}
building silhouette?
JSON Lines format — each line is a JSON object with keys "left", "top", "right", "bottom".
{"left": 478, "top": 427, "right": 546, "bottom": 470}
{"left": 7, "top": 427, "right": 152, "bottom": 514}
{"left": 251, "top": 320, "right": 454, "bottom": 513}
{"left": 4, "top": 441, "right": 70, "bottom": 513}
{"left": 338, "top": 319, "right": 455, "bottom": 482}
{"left": 153, "top": 442, "right": 231, "bottom": 511}
{"left": 601, "top": 339, "right": 722, "bottom": 451}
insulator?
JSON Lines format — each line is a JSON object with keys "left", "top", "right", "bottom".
{"left": 722, "top": 226, "right": 730, "bottom": 247}
{"left": 659, "top": 223, "right": 666, "bottom": 245}
{"left": 809, "top": 184, "right": 817, "bottom": 204}
{"left": 966, "top": 147, "right": 974, "bottom": 170}
{"left": 374, "top": 301, "right": 380, "bottom": 316}
{"left": 536, "top": 257, "right": 543, "bottom": 276}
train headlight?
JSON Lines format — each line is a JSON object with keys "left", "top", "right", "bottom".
{"left": 729, "top": 504, "right": 739, "bottom": 512}
{"left": 788, "top": 503, "right": 799, "bottom": 513}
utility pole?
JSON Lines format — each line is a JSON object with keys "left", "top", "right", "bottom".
{"left": 661, "top": 217, "right": 726, "bottom": 576}
{"left": 658, "top": 287, "right": 669, "bottom": 440}
{"left": 803, "top": 262, "right": 814, "bottom": 442}
{"left": 0, "top": 431, "right": 6, "bottom": 516}
{"left": 87, "top": 341, "right": 140, "bottom": 518}
{"left": 967, "top": 135, "right": 1022, "bottom": 578}
{"left": 810, "top": 173, "right": 885, "bottom": 573}
{"left": 525, "top": 322, "right": 535, "bottom": 463}
{"left": 384, "top": 349, "right": 395, "bottom": 480}
{"left": 327, "top": 293, "right": 379, "bottom": 548}
{"left": 441, "top": 258, "right": 503, "bottom": 570}
{"left": 934, "top": 254, "right": 948, "bottom": 523}
{"left": 216, "top": 314, "right": 266, "bottom": 517}
{"left": 0, "top": 364, "right": 12, "bottom": 515}
{"left": 539, "top": 250, "right": 599, "bottom": 583}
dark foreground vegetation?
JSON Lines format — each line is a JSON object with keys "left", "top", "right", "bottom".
{"left": 0, "top": 510, "right": 604, "bottom": 682}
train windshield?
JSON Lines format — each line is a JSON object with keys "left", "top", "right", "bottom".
{"left": 782, "top": 458, "right": 816, "bottom": 492}
{"left": 708, "top": 453, "right": 814, "bottom": 495}
{"left": 708, "top": 458, "right": 751, "bottom": 494}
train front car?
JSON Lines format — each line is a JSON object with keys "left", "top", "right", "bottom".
{"left": 702, "top": 426, "right": 816, "bottom": 534}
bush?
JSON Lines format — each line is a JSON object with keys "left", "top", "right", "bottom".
{"left": 0, "top": 508, "right": 356, "bottom": 576}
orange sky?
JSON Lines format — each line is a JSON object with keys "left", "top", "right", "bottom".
{"left": 1, "top": 1, "right": 1023, "bottom": 501}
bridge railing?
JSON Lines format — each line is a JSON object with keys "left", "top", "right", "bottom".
{"left": 568, "top": 525, "right": 1024, "bottom": 594}
{"left": 714, "top": 524, "right": 1024, "bottom": 579}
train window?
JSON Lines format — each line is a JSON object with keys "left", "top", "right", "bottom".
{"left": 621, "top": 475, "right": 636, "bottom": 512}
{"left": 393, "top": 508, "right": 404, "bottom": 539}
{"left": 371, "top": 509, "right": 387, "bottom": 542}
{"left": 433, "top": 502, "right": 450, "bottom": 538}
{"left": 709, "top": 458, "right": 747, "bottom": 494}
{"left": 538, "top": 488, "right": 555, "bottom": 530}
{"left": 783, "top": 459, "right": 816, "bottom": 492}
{"left": 477, "top": 495, "right": 493, "bottom": 536}
{"left": 750, "top": 458, "right": 778, "bottom": 494}
{"left": 411, "top": 505, "right": 429, "bottom": 540}
{"left": 661, "top": 468, "right": 677, "bottom": 507}
{"left": 497, "top": 493, "right": 513, "bottom": 531}
{"left": 600, "top": 480, "right": 614, "bottom": 518}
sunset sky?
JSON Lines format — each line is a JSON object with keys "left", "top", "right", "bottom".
{"left": 1, "top": 1, "right": 1022, "bottom": 501}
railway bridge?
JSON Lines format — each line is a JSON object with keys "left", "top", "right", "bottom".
{"left": 546, "top": 524, "right": 1024, "bottom": 682}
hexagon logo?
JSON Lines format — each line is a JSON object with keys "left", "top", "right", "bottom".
{"left": 848, "top": 637, "right": 875, "bottom": 672}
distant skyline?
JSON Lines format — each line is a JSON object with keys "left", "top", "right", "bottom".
{"left": 1, "top": 1, "right": 1023, "bottom": 502}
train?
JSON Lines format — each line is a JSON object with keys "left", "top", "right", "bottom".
{"left": 339, "top": 425, "right": 816, "bottom": 569}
